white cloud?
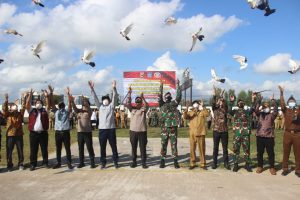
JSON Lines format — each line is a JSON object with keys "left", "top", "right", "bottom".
{"left": 0, "top": 0, "right": 242, "bottom": 101}
{"left": 254, "top": 53, "right": 292, "bottom": 74}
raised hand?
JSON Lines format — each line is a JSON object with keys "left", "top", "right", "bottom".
{"left": 160, "top": 79, "right": 163, "bottom": 87}
{"left": 176, "top": 79, "right": 180, "bottom": 86}
{"left": 270, "top": 93, "right": 274, "bottom": 100}
{"left": 48, "top": 85, "right": 54, "bottom": 93}
{"left": 4, "top": 93, "right": 8, "bottom": 101}
{"left": 141, "top": 92, "right": 144, "bottom": 99}
{"left": 65, "top": 87, "right": 71, "bottom": 96}
{"left": 112, "top": 80, "right": 116, "bottom": 88}
{"left": 128, "top": 85, "right": 132, "bottom": 93}
{"left": 88, "top": 80, "right": 94, "bottom": 90}
{"left": 230, "top": 94, "right": 235, "bottom": 102}
{"left": 43, "top": 89, "right": 49, "bottom": 97}
{"left": 278, "top": 85, "right": 284, "bottom": 94}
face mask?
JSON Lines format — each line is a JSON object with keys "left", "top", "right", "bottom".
{"left": 11, "top": 105, "right": 18, "bottom": 111}
{"left": 288, "top": 102, "right": 296, "bottom": 108}
{"left": 165, "top": 96, "right": 172, "bottom": 102}
{"left": 238, "top": 103, "right": 244, "bottom": 109}
{"left": 103, "top": 99, "right": 109, "bottom": 106}
{"left": 36, "top": 103, "right": 42, "bottom": 109}
{"left": 193, "top": 103, "right": 199, "bottom": 109}
{"left": 264, "top": 108, "right": 270, "bottom": 113}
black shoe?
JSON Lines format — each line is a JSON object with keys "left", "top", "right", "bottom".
{"left": 7, "top": 167, "right": 13, "bottom": 172}
{"left": 77, "top": 163, "right": 85, "bottom": 168}
{"left": 130, "top": 162, "right": 137, "bottom": 168}
{"left": 43, "top": 163, "right": 51, "bottom": 169}
{"left": 67, "top": 164, "right": 74, "bottom": 170}
{"left": 52, "top": 163, "right": 61, "bottom": 169}
{"left": 90, "top": 161, "right": 96, "bottom": 169}
{"left": 224, "top": 163, "right": 231, "bottom": 170}
{"left": 264, "top": 9, "right": 276, "bottom": 16}
{"left": 142, "top": 163, "right": 148, "bottom": 169}
{"left": 212, "top": 163, "right": 217, "bottom": 169}
{"left": 295, "top": 172, "right": 300, "bottom": 178}
{"left": 159, "top": 159, "right": 165, "bottom": 168}
{"left": 233, "top": 164, "right": 239, "bottom": 172}
{"left": 245, "top": 164, "right": 253, "bottom": 172}
{"left": 174, "top": 159, "right": 180, "bottom": 169}
{"left": 100, "top": 163, "right": 106, "bottom": 170}
{"left": 19, "top": 165, "right": 25, "bottom": 171}
{"left": 281, "top": 170, "right": 289, "bottom": 176}
{"left": 189, "top": 166, "right": 195, "bottom": 170}
{"left": 201, "top": 166, "right": 208, "bottom": 170}
{"left": 30, "top": 165, "right": 36, "bottom": 171}
{"left": 114, "top": 162, "right": 119, "bottom": 169}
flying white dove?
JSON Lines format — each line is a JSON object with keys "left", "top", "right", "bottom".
{"left": 288, "top": 59, "right": 300, "bottom": 74}
{"left": 32, "top": 0, "right": 45, "bottom": 7}
{"left": 0, "top": 59, "right": 3, "bottom": 64}
{"left": 247, "top": 0, "right": 276, "bottom": 16}
{"left": 31, "top": 41, "right": 46, "bottom": 59}
{"left": 189, "top": 27, "right": 205, "bottom": 52}
{"left": 81, "top": 49, "right": 96, "bottom": 68}
{"left": 4, "top": 29, "right": 23, "bottom": 37}
{"left": 233, "top": 55, "right": 248, "bottom": 70}
{"left": 120, "top": 23, "right": 133, "bottom": 41}
{"left": 165, "top": 17, "right": 177, "bottom": 25}
{"left": 211, "top": 69, "right": 225, "bottom": 83}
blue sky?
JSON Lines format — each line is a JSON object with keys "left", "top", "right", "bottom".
{"left": 0, "top": 0, "right": 299, "bottom": 102}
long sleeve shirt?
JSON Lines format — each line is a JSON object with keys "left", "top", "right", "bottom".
{"left": 158, "top": 85, "right": 182, "bottom": 127}
{"left": 184, "top": 108, "right": 209, "bottom": 136}
{"left": 254, "top": 100, "right": 278, "bottom": 137}
{"left": 212, "top": 95, "right": 228, "bottom": 133}
{"left": 280, "top": 94, "right": 300, "bottom": 132}
{"left": 92, "top": 87, "right": 117, "bottom": 129}
{"left": 126, "top": 95, "right": 149, "bottom": 132}
{"left": 72, "top": 102, "right": 92, "bottom": 133}
{"left": 3, "top": 101, "right": 25, "bottom": 137}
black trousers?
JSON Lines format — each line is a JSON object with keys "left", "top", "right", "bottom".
{"left": 55, "top": 130, "right": 72, "bottom": 164}
{"left": 6, "top": 136, "right": 24, "bottom": 168}
{"left": 130, "top": 131, "right": 147, "bottom": 163}
{"left": 30, "top": 131, "right": 48, "bottom": 167}
{"left": 99, "top": 129, "right": 118, "bottom": 164}
{"left": 256, "top": 136, "right": 275, "bottom": 168}
{"left": 213, "top": 131, "right": 229, "bottom": 165}
{"left": 78, "top": 132, "right": 95, "bottom": 163}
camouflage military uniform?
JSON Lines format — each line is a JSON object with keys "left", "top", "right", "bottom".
{"left": 229, "top": 103, "right": 254, "bottom": 165}
{"left": 159, "top": 86, "right": 182, "bottom": 159}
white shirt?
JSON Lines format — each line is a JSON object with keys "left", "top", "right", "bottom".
{"left": 91, "top": 111, "right": 97, "bottom": 120}
{"left": 33, "top": 111, "right": 44, "bottom": 132}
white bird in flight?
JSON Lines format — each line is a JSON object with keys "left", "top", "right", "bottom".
{"left": 32, "top": 0, "right": 45, "bottom": 7}
{"left": 4, "top": 29, "right": 23, "bottom": 37}
{"left": 120, "top": 23, "right": 133, "bottom": 41}
{"left": 233, "top": 55, "right": 248, "bottom": 70}
{"left": 189, "top": 27, "right": 205, "bottom": 52}
{"left": 165, "top": 17, "right": 177, "bottom": 25}
{"left": 288, "top": 59, "right": 300, "bottom": 74}
{"left": 31, "top": 41, "right": 46, "bottom": 59}
{"left": 247, "top": 0, "right": 276, "bottom": 17}
{"left": 81, "top": 49, "right": 96, "bottom": 68}
{"left": 211, "top": 69, "right": 225, "bottom": 83}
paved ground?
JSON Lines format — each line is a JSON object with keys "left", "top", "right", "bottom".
{"left": 0, "top": 137, "right": 299, "bottom": 200}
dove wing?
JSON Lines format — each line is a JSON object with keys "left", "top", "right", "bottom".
{"left": 124, "top": 23, "right": 133, "bottom": 35}
{"left": 189, "top": 37, "right": 197, "bottom": 51}
{"left": 35, "top": 41, "right": 45, "bottom": 53}
{"left": 211, "top": 69, "right": 218, "bottom": 79}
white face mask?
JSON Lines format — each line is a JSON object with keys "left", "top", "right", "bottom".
{"left": 36, "top": 103, "right": 42, "bottom": 109}
{"left": 288, "top": 102, "right": 296, "bottom": 108}
{"left": 264, "top": 108, "right": 270, "bottom": 113}
{"left": 11, "top": 105, "right": 18, "bottom": 111}
{"left": 193, "top": 103, "right": 199, "bottom": 109}
{"left": 103, "top": 99, "right": 109, "bottom": 106}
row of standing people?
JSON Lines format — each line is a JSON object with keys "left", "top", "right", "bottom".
{"left": 0, "top": 82, "right": 299, "bottom": 177}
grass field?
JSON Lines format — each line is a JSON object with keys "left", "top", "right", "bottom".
{"left": 0, "top": 126, "right": 294, "bottom": 168}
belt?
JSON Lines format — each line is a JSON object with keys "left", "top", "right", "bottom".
{"left": 285, "top": 130, "right": 300, "bottom": 134}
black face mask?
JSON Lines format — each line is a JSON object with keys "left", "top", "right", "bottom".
{"left": 165, "top": 96, "right": 172, "bottom": 102}
{"left": 238, "top": 102, "right": 244, "bottom": 109}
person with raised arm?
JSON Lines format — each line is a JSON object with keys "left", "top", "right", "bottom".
{"left": 89, "top": 80, "right": 119, "bottom": 169}
{"left": 278, "top": 86, "right": 300, "bottom": 177}
{"left": 49, "top": 85, "right": 74, "bottom": 170}
{"left": 3, "top": 93, "right": 26, "bottom": 171}
{"left": 66, "top": 87, "right": 96, "bottom": 169}
{"left": 125, "top": 86, "right": 149, "bottom": 169}
{"left": 158, "top": 79, "right": 182, "bottom": 169}
{"left": 26, "top": 88, "right": 50, "bottom": 171}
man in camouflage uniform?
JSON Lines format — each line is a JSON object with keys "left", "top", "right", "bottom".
{"left": 158, "top": 79, "right": 181, "bottom": 169}
{"left": 149, "top": 109, "right": 158, "bottom": 127}
{"left": 229, "top": 94, "right": 255, "bottom": 172}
